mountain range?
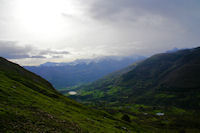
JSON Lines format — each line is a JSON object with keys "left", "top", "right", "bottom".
{"left": 25, "top": 55, "right": 145, "bottom": 89}
{"left": 1, "top": 47, "right": 200, "bottom": 132}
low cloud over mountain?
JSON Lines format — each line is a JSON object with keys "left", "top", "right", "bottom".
{"left": 0, "top": 40, "right": 70, "bottom": 59}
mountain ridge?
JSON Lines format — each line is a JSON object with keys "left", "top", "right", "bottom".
{"left": 69, "top": 47, "right": 200, "bottom": 109}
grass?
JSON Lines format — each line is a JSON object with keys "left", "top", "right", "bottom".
{"left": 0, "top": 57, "right": 143, "bottom": 133}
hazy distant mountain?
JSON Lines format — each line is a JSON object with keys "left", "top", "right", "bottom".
{"left": 165, "top": 47, "right": 179, "bottom": 53}
{"left": 25, "top": 55, "right": 145, "bottom": 89}
{"left": 165, "top": 47, "right": 189, "bottom": 53}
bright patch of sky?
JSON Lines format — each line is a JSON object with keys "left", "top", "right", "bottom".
{"left": 0, "top": 0, "right": 199, "bottom": 65}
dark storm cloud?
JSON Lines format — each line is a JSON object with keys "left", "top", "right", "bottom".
{"left": 88, "top": 0, "right": 200, "bottom": 34}
{"left": 84, "top": 0, "right": 200, "bottom": 54}
{"left": 89, "top": 0, "right": 200, "bottom": 21}
{"left": 0, "top": 41, "right": 70, "bottom": 59}
{"left": 0, "top": 41, "right": 33, "bottom": 59}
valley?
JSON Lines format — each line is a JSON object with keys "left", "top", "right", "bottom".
{"left": 0, "top": 47, "right": 200, "bottom": 132}
{"left": 62, "top": 47, "right": 200, "bottom": 132}
{"left": 0, "top": 0, "right": 199, "bottom": 132}
{"left": 0, "top": 57, "right": 142, "bottom": 132}
{"left": 25, "top": 55, "right": 145, "bottom": 89}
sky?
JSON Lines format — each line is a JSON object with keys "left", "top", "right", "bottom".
{"left": 0, "top": 0, "right": 200, "bottom": 65}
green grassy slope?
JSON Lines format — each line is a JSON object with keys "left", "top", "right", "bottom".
{"left": 0, "top": 57, "right": 142, "bottom": 132}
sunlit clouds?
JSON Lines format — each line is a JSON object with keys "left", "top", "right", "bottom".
{"left": 0, "top": 0, "right": 200, "bottom": 65}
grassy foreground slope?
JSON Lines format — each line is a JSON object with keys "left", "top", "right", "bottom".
{"left": 0, "top": 57, "right": 141, "bottom": 132}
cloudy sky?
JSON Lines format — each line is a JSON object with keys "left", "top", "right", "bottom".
{"left": 0, "top": 0, "right": 200, "bottom": 65}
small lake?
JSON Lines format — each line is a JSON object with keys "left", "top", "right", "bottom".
{"left": 156, "top": 112, "right": 164, "bottom": 116}
{"left": 68, "top": 91, "right": 77, "bottom": 95}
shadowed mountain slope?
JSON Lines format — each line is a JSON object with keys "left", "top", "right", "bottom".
{"left": 71, "top": 47, "right": 200, "bottom": 109}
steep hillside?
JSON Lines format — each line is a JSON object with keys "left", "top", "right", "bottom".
{"left": 0, "top": 57, "right": 142, "bottom": 132}
{"left": 120, "top": 47, "right": 200, "bottom": 108}
{"left": 25, "top": 55, "right": 145, "bottom": 89}
{"left": 70, "top": 47, "right": 200, "bottom": 109}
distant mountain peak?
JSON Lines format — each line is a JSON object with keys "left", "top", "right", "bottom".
{"left": 165, "top": 47, "right": 179, "bottom": 53}
{"left": 165, "top": 47, "right": 189, "bottom": 53}
{"left": 39, "top": 55, "right": 145, "bottom": 67}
